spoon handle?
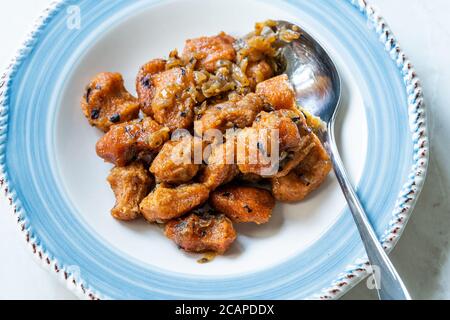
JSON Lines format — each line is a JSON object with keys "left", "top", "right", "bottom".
{"left": 321, "top": 128, "right": 411, "bottom": 300}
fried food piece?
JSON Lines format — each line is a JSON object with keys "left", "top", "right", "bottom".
{"left": 252, "top": 110, "right": 306, "bottom": 151}
{"left": 136, "top": 59, "right": 167, "bottom": 113}
{"left": 139, "top": 183, "right": 210, "bottom": 223}
{"left": 96, "top": 117, "right": 170, "bottom": 166}
{"left": 165, "top": 213, "right": 236, "bottom": 254}
{"left": 238, "top": 173, "right": 264, "bottom": 183}
{"left": 236, "top": 110, "right": 306, "bottom": 176}
{"left": 210, "top": 186, "right": 275, "bottom": 224}
{"left": 271, "top": 134, "right": 332, "bottom": 201}
{"left": 81, "top": 72, "right": 140, "bottom": 132}
{"left": 195, "top": 93, "right": 265, "bottom": 136}
{"left": 107, "top": 162, "right": 153, "bottom": 221}
{"left": 235, "top": 126, "right": 275, "bottom": 176}
{"left": 137, "top": 62, "right": 196, "bottom": 131}
{"left": 256, "top": 74, "right": 296, "bottom": 110}
{"left": 150, "top": 134, "right": 202, "bottom": 184}
{"left": 275, "top": 133, "right": 315, "bottom": 178}
{"left": 200, "top": 139, "right": 239, "bottom": 190}
{"left": 150, "top": 66, "right": 196, "bottom": 131}
{"left": 182, "top": 32, "right": 236, "bottom": 72}
{"left": 246, "top": 60, "right": 274, "bottom": 90}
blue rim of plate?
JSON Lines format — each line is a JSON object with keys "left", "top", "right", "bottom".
{"left": 0, "top": 0, "right": 428, "bottom": 299}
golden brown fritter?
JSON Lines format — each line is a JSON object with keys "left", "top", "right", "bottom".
{"left": 96, "top": 117, "right": 170, "bottom": 166}
{"left": 235, "top": 126, "right": 275, "bottom": 176}
{"left": 246, "top": 60, "right": 274, "bottom": 90}
{"left": 236, "top": 110, "right": 306, "bottom": 176}
{"left": 139, "top": 183, "right": 210, "bottom": 223}
{"left": 165, "top": 213, "right": 236, "bottom": 254}
{"left": 136, "top": 59, "right": 167, "bottom": 113}
{"left": 137, "top": 63, "right": 196, "bottom": 131}
{"left": 275, "top": 133, "right": 315, "bottom": 178}
{"left": 150, "top": 135, "right": 202, "bottom": 184}
{"left": 200, "top": 139, "right": 239, "bottom": 190}
{"left": 252, "top": 110, "right": 306, "bottom": 152}
{"left": 107, "top": 162, "right": 153, "bottom": 221}
{"left": 256, "top": 74, "right": 296, "bottom": 110}
{"left": 195, "top": 93, "right": 265, "bottom": 136}
{"left": 182, "top": 32, "right": 236, "bottom": 72}
{"left": 271, "top": 134, "right": 332, "bottom": 201}
{"left": 81, "top": 72, "right": 140, "bottom": 132}
{"left": 210, "top": 186, "right": 275, "bottom": 224}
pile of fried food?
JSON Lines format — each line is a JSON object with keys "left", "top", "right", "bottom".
{"left": 81, "top": 21, "right": 332, "bottom": 259}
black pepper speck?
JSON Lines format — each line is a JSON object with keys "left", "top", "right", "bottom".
{"left": 90, "top": 108, "right": 100, "bottom": 120}
{"left": 109, "top": 113, "right": 121, "bottom": 123}
{"left": 85, "top": 87, "right": 92, "bottom": 103}
{"left": 141, "top": 75, "right": 151, "bottom": 88}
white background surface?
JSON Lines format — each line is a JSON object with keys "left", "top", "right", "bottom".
{"left": 0, "top": 0, "right": 449, "bottom": 300}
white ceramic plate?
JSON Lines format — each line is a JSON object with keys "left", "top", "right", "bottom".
{"left": 0, "top": 0, "right": 428, "bottom": 299}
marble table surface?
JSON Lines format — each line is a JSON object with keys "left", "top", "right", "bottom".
{"left": 0, "top": 0, "right": 449, "bottom": 300}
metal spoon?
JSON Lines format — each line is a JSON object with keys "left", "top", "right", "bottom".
{"left": 276, "top": 20, "right": 411, "bottom": 300}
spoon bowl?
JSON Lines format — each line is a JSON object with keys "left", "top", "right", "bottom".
{"left": 277, "top": 20, "right": 341, "bottom": 123}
